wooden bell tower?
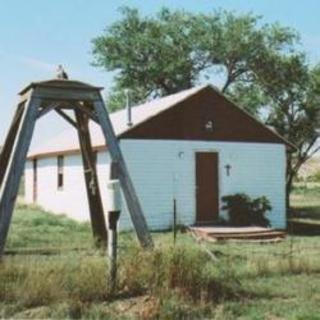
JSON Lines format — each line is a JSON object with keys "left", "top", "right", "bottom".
{"left": 0, "top": 79, "right": 153, "bottom": 255}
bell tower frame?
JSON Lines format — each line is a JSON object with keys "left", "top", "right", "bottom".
{"left": 0, "top": 79, "right": 153, "bottom": 255}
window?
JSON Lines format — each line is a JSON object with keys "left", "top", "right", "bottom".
{"left": 57, "top": 155, "right": 64, "bottom": 190}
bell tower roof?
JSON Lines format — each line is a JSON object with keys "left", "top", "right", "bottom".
{"left": 19, "top": 79, "right": 104, "bottom": 102}
{"left": 19, "top": 79, "right": 103, "bottom": 96}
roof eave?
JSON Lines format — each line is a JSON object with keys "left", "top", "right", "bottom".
{"left": 19, "top": 79, "right": 104, "bottom": 96}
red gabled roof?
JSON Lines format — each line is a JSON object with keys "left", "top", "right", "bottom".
{"left": 27, "top": 85, "right": 295, "bottom": 159}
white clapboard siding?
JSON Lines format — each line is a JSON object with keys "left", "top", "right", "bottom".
{"left": 25, "top": 139, "right": 286, "bottom": 229}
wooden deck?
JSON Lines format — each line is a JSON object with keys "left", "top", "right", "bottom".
{"left": 189, "top": 226, "right": 286, "bottom": 243}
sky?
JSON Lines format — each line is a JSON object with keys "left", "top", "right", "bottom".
{"left": 0, "top": 0, "right": 320, "bottom": 147}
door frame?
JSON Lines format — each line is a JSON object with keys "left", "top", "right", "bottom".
{"left": 194, "top": 149, "right": 221, "bottom": 224}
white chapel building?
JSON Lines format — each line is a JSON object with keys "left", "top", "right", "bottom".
{"left": 24, "top": 85, "right": 292, "bottom": 230}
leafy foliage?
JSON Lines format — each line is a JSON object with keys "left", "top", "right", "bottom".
{"left": 194, "top": 11, "right": 297, "bottom": 94}
{"left": 221, "top": 193, "right": 271, "bottom": 227}
{"left": 92, "top": 7, "right": 297, "bottom": 112}
{"left": 243, "top": 55, "right": 320, "bottom": 208}
{"left": 93, "top": 7, "right": 203, "bottom": 110}
{"left": 107, "top": 87, "right": 148, "bottom": 112}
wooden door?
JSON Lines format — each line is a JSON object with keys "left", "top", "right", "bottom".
{"left": 196, "top": 152, "right": 219, "bottom": 224}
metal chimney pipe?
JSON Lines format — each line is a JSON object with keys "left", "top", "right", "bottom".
{"left": 125, "top": 89, "right": 133, "bottom": 127}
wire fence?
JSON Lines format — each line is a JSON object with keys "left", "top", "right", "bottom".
{"left": 189, "top": 227, "right": 320, "bottom": 263}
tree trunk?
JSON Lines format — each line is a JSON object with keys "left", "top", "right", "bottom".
{"left": 286, "top": 174, "right": 294, "bottom": 216}
{"left": 286, "top": 155, "right": 303, "bottom": 220}
{"left": 285, "top": 154, "right": 295, "bottom": 220}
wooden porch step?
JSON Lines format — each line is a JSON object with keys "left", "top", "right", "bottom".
{"left": 192, "top": 226, "right": 274, "bottom": 234}
{"left": 189, "top": 226, "right": 286, "bottom": 242}
{"left": 205, "top": 231, "right": 285, "bottom": 238}
{"left": 193, "top": 232, "right": 285, "bottom": 240}
{"left": 225, "top": 237, "right": 285, "bottom": 244}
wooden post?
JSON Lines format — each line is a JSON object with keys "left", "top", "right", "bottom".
{"left": 75, "top": 110, "right": 108, "bottom": 247}
{"left": 0, "top": 104, "right": 24, "bottom": 187}
{"left": 173, "top": 198, "right": 177, "bottom": 245}
{"left": 107, "top": 217, "right": 118, "bottom": 294}
{"left": 0, "top": 95, "right": 41, "bottom": 255}
{"left": 93, "top": 98, "right": 154, "bottom": 249}
{"left": 106, "top": 179, "right": 121, "bottom": 295}
{"left": 110, "top": 161, "right": 119, "bottom": 180}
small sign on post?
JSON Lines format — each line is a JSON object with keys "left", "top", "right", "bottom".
{"left": 106, "top": 179, "right": 122, "bottom": 295}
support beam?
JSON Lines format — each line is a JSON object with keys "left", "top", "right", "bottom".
{"left": 110, "top": 161, "right": 119, "bottom": 180}
{"left": 37, "top": 102, "right": 60, "bottom": 119}
{"left": 74, "top": 102, "right": 99, "bottom": 124}
{"left": 93, "top": 97, "right": 153, "bottom": 249}
{"left": 0, "top": 104, "right": 25, "bottom": 187}
{"left": 0, "top": 94, "right": 41, "bottom": 256}
{"left": 55, "top": 108, "right": 78, "bottom": 129}
{"left": 75, "top": 110, "right": 108, "bottom": 247}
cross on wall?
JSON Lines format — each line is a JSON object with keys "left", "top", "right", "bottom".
{"left": 225, "top": 164, "right": 232, "bottom": 176}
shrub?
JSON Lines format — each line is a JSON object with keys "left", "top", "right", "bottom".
{"left": 221, "top": 193, "right": 271, "bottom": 227}
{"left": 117, "top": 244, "right": 244, "bottom": 305}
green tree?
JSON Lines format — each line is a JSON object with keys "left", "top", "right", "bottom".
{"left": 194, "top": 11, "right": 297, "bottom": 94}
{"left": 93, "top": 7, "right": 204, "bottom": 110}
{"left": 92, "top": 7, "right": 297, "bottom": 112}
{"left": 250, "top": 54, "right": 320, "bottom": 209}
{"left": 105, "top": 84, "right": 148, "bottom": 112}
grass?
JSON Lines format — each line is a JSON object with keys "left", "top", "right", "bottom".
{"left": 290, "top": 183, "right": 320, "bottom": 220}
{"left": 289, "top": 183, "right": 320, "bottom": 234}
{"left": 0, "top": 202, "right": 320, "bottom": 319}
{"left": 6, "top": 202, "right": 92, "bottom": 251}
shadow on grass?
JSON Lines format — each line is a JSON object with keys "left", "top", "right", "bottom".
{"left": 288, "top": 219, "right": 320, "bottom": 236}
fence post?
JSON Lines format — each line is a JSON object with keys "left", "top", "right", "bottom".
{"left": 106, "top": 180, "right": 121, "bottom": 295}
{"left": 173, "top": 198, "right": 177, "bottom": 245}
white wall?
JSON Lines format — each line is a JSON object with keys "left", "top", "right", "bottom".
{"left": 25, "top": 160, "right": 34, "bottom": 203}
{"left": 25, "top": 155, "right": 89, "bottom": 220}
{"left": 25, "top": 140, "right": 286, "bottom": 230}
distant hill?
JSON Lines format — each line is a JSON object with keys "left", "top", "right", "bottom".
{"left": 298, "top": 156, "right": 320, "bottom": 180}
